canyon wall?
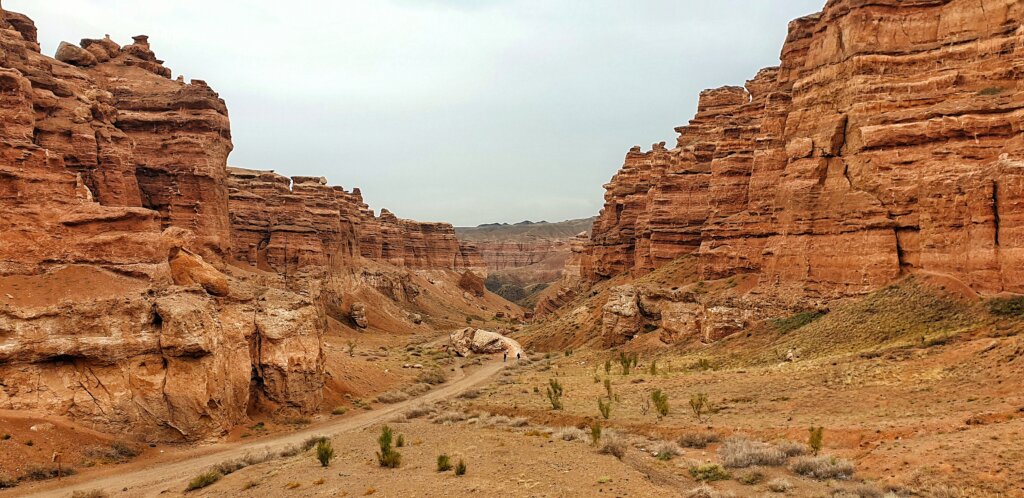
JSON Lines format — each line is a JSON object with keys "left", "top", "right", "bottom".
{"left": 0, "top": 7, "right": 485, "bottom": 441}
{"left": 585, "top": 0, "right": 1024, "bottom": 298}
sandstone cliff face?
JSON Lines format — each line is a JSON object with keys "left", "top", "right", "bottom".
{"left": 585, "top": 0, "right": 1024, "bottom": 299}
{"left": 0, "top": 10, "right": 316, "bottom": 441}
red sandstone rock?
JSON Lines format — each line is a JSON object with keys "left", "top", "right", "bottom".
{"left": 583, "top": 0, "right": 1024, "bottom": 299}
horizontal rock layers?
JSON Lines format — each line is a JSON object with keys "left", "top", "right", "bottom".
{"left": 585, "top": 0, "right": 1024, "bottom": 298}
{"left": 0, "top": 7, "right": 483, "bottom": 441}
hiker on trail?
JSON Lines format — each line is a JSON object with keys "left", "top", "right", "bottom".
{"left": 503, "top": 351, "right": 507, "bottom": 362}
{"left": 516, "top": 351, "right": 521, "bottom": 361}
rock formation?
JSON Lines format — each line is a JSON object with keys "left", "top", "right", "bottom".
{"left": 0, "top": 7, "right": 493, "bottom": 441}
{"left": 448, "top": 327, "right": 522, "bottom": 357}
{"left": 582, "top": 0, "right": 1024, "bottom": 299}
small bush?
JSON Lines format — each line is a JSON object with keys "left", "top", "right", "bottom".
{"left": 554, "top": 427, "right": 587, "bottom": 442}
{"left": 604, "top": 359, "right": 612, "bottom": 375}
{"left": 688, "top": 463, "right": 730, "bottom": 482}
{"left": 405, "top": 404, "right": 436, "bottom": 419}
{"left": 509, "top": 417, "right": 529, "bottom": 427}
{"left": 767, "top": 477, "right": 792, "bottom": 492}
{"left": 315, "top": 439, "right": 334, "bottom": 467}
{"left": 332, "top": 406, "right": 348, "bottom": 416}
{"left": 417, "top": 369, "right": 447, "bottom": 385}
{"left": 546, "top": 378, "right": 564, "bottom": 410}
{"left": 279, "top": 445, "right": 301, "bottom": 457}
{"left": 213, "top": 458, "right": 248, "bottom": 476}
{"left": 775, "top": 439, "right": 807, "bottom": 457}
{"left": 597, "top": 397, "right": 612, "bottom": 419}
{"left": 651, "top": 441, "right": 680, "bottom": 461}
{"left": 590, "top": 423, "right": 602, "bottom": 446}
{"left": 600, "top": 432, "right": 627, "bottom": 459}
{"left": 686, "top": 484, "right": 736, "bottom": 498}
{"left": 24, "top": 464, "right": 75, "bottom": 481}
{"left": 790, "top": 455, "right": 854, "bottom": 480}
{"left": 651, "top": 390, "right": 669, "bottom": 418}
{"left": 437, "top": 454, "right": 453, "bottom": 471}
{"left": 772, "top": 310, "right": 825, "bottom": 334}
{"left": 736, "top": 469, "right": 764, "bottom": 485}
{"left": 604, "top": 378, "right": 613, "bottom": 398}
{"left": 678, "top": 431, "right": 719, "bottom": 449}
{"left": 455, "top": 459, "right": 467, "bottom": 476}
{"left": 720, "top": 437, "right": 787, "bottom": 468}
{"left": 376, "top": 426, "right": 402, "bottom": 468}
{"left": 689, "top": 392, "right": 713, "bottom": 423}
{"left": 302, "top": 435, "right": 329, "bottom": 451}
{"left": 403, "top": 382, "right": 432, "bottom": 396}
{"left": 185, "top": 470, "right": 222, "bottom": 491}
{"left": 396, "top": 434, "right": 405, "bottom": 448}
{"left": 377, "top": 391, "right": 410, "bottom": 404}
{"left": 0, "top": 474, "right": 17, "bottom": 489}
{"left": 989, "top": 296, "right": 1024, "bottom": 316}
{"left": 619, "top": 352, "right": 638, "bottom": 375}
{"left": 808, "top": 426, "right": 824, "bottom": 455}
{"left": 71, "top": 491, "right": 108, "bottom": 498}
{"left": 457, "top": 389, "right": 482, "bottom": 399}
{"left": 649, "top": 360, "right": 657, "bottom": 375}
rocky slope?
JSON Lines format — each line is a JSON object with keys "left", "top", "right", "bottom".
{"left": 537, "top": 0, "right": 1024, "bottom": 346}
{"left": 456, "top": 219, "right": 594, "bottom": 306}
{"left": 0, "top": 6, "right": 498, "bottom": 442}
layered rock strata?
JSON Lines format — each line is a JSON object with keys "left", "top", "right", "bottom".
{"left": 584, "top": 0, "right": 1024, "bottom": 298}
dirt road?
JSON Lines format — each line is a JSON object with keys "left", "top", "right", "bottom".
{"left": 15, "top": 359, "right": 504, "bottom": 498}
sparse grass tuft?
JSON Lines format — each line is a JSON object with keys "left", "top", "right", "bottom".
{"left": 767, "top": 477, "right": 792, "bottom": 492}
{"left": 457, "top": 389, "right": 482, "bottom": 399}
{"left": 719, "top": 437, "right": 787, "bottom": 468}
{"left": 790, "top": 455, "right": 854, "bottom": 480}
{"left": 376, "top": 391, "right": 410, "bottom": 404}
{"left": 301, "top": 435, "right": 329, "bottom": 451}
{"left": 315, "top": 439, "right": 334, "bottom": 467}
{"left": 686, "top": 484, "right": 736, "bottom": 498}
{"left": 455, "top": 459, "right": 467, "bottom": 476}
{"left": 331, "top": 406, "right": 348, "bottom": 416}
{"left": 437, "top": 454, "right": 453, "bottom": 472}
{"left": 736, "top": 469, "right": 764, "bottom": 485}
{"left": 431, "top": 410, "right": 468, "bottom": 424}
{"left": 651, "top": 441, "right": 680, "bottom": 461}
{"left": 554, "top": 427, "right": 588, "bottom": 442}
{"left": 775, "top": 439, "right": 807, "bottom": 457}
{"left": 590, "top": 422, "right": 602, "bottom": 446}
{"left": 416, "top": 368, "right": 447, "bottom": 385}
{"left": 185, "top": 470, "right": 222, "bottom": 492}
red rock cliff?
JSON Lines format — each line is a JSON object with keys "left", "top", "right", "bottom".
{"left": 586, "top": 0, "right": 1024, "bottom": 297}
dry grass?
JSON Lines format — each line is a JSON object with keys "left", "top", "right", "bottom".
{"left": 600, "top": 431, "right": 628, "bottom": 459}
{"left": 767, "top": 477, "right": 792, "bottom": 492}
{"left": 719, "top": 437, "right": 787, "bottom": 468}
{"left": 678, "top": 431, "right": 720, "bottom": 449}
{"left": 651, "top": 440, "right": 681, "bottom": 460}
{"left": 431, "top": 410, "right": 468, "bottom": 424}
{"left": 403, "top": 404, "right": 436, "bottom": 419}
{"left": 416, "top": 369, "right": 447, "bottom": 385}
{"left": 790, "top": 455, "right": 855, "bottom": 480}
{"left": 376, "top": 391, "right": 411, "bottom": 404}
{"left": 553, "top": 427, "right": 588, "bottom": 442}
{"left": 185, "top": 470, "right": 222, "bottom": 491}
{"left": 686, "top": 483, "right": 736, "bottom": 498}
{"left": 70, "top": 491, "right": 108, "bottom": 498}
{"left": 774, "top": 439, "right": 808, "bottom": 457}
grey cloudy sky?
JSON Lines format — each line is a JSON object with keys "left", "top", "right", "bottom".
{"left": 9, "top": 0, "right": 824, "bottom": 226}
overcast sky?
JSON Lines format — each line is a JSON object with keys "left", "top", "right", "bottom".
{"left": 9, "top": 0, "right": 823, "bottom": 226}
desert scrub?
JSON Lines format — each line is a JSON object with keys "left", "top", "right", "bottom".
{"left": 597, "top": 397, "right": 612, "bottom": 419}
{"left": 600, "top": 431, "right": 627, "bottom": 459}
{"left": 766, "top": 477, "right": 792, "bottom": 492}
{"left": 590, "top": 422, "right": 602, "bottom": 445}
{"left": 315, "top": 439, "right": 334, "bottom": 467}
{"left": 457, "top": 388, "right": 481, "bottom": 399}
{"left": 719, "top": 437, "right": 787, "bottom": 468}
{"left": 688, "top": 463, "right": 730, "bottom": 482}
{"left": 554, "top": 427, "right": 588, "bottom": 442}
{"left": 376, "top": 390, "right": 410, "bottom": 404}
{"left": 678, "top": 431, "right": 719, "bottom": 449}
{"left": 431, "top": 410, "right": 468, "bottom": 424}
{"left": 24, "top": 464, "right": 75, "bottom": 481}
{"left": 618, "top": 351, "right": 638, "bottom": 375}
{"left": 772, "top": 310, "right": 825, "bottom": 334}
{"left": 685, "top": 484, "right": 736, "bottom": 498}
{"left": 604, "top": 377, "right": 613, "bottom": 398}
{"left": 736, "top": 469, "right": 764, "bottom": 485}
{"left": 988, "top": 295, "right": 1024, "bottom": 316}
{"left": 416, "top": 368, "right": 447, "bottom": 385}
{"left": 436, "top": 454, "right": 453, "bottom": 471}
{"left": 775, "top": 439, "right": 807, "bottom": 457}
{"left": 651, "top": 389, "right": 669, "bottom": 418}
{"left": 301, "top": 435, "right": 329, "bottom": 451}
{"left": 790, "top": 455, "right": 854, "bottom": 480}
{"left": 396, "top": 434, "right": 405, "bottom": 447}
{"left": 331, "top": 406, "right": 348, "bottom": 416}
{"left": 185, "top": 470, "right": 222, "bottom": 491}
{"left": 546, "top": 378, "right": 564, "bottom": 410}
{"left": 651, "top": 441, "right": 680, "bottom": 461}
{"left": 376, "top": 426, "right": 402, "bottom": 468}
{"left": 455, "top": 459, "right": 467, "bottom": 476}
{"left": 808, "top": 426, "right": 824, "bottom": 455}
{"left": 689, "top": 392, "right": 713, "bottom": 423}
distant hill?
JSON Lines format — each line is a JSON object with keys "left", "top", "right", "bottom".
{"left": 455, "top": 217, "right": 595, "bottom": 242}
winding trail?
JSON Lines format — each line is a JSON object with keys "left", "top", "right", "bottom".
{"left": 16, "top": 358, "right": 505, "bottom": 498}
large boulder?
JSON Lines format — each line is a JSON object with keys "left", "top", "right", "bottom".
{"left": 350, "top": 302, "right": 368, "bottom": 328}
{"left": 55, "top": 41, "right": 97, "bottom": 67}
{"left": 168, "top": 247, "right": 230, "bottom": 297}
{"left": 449, "top": 328, "right": 522, "bottom": 357}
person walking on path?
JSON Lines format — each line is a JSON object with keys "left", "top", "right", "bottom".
{"left": 503, "top": 351, "right": 507, "bottom": 362}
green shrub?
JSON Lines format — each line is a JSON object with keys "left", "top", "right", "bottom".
{"left": 546, "top": 379, "right": 564, "bottom": 410}
{"left": 589, "top": 422, "right": 602, "bottom": 446}
{"left": 437, "top": 454, "right": 452, "bottom": 472}
{"left": 689, "top": 392, "right": 712, "bottom": 423}
{"left": 376, "top": 426, "right": 402, "bottom": 468}
{"left": 618, "top": 352, "right": 638, "bottom": 375}
{"left": 772, "top": 311, "right": 825, "bottom": 334}
{"left": 989, "top": 296, "right": 1024, "bottom": 316}
{"left": 302, "top": 435, "right": 329, "bottom": 451}
{"left": 604, "top": 378, "right": 613, "bottom": 398}
{"left": 651, "top": 390, "right": 669, "bottom": 418}
{"left": 315, "top": 440, "right": 334, "bottom": 467}
{"left": 597, "top": 397, "right": 612, "bottom": 420}
{"left": 737, "top": 470, "right": 765, "bottom": 485}
{"left": 185, "top": 470, "right": 222, "bottom": 491}
{"left": 455, "top": 459, "right": 467, "bottom": 476}
{"left": 417, "top": 369, "right": 447, "bottom": 385}
{"left": 808, "top": 426, "right": 824, "bottom": 455}
{"left": 332, "top": 406, "right": 348, "bottom": 416}
{"left": 688, "top": 463, "right": 730, "bottom": 482}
